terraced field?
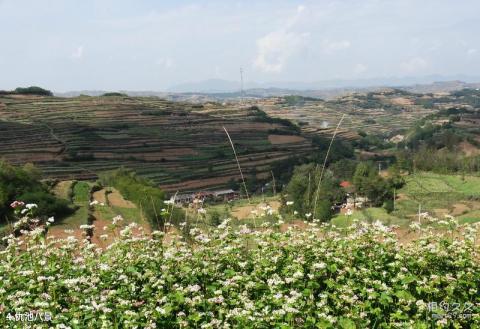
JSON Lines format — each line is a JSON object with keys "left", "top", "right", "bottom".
{"left": 331, "top": 172, "right": 480, "bottom": 227}
{"left": 258, "top": 90, "right": 439, "bottom": 140}
{"left": 0, "top": 94, "right": 314, "bottom": 192}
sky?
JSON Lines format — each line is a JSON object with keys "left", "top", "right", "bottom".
{"left": 0, "top": 0, "right": 479, "bottom": 92}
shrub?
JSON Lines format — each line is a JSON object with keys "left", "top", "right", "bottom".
{"left": 0, "top": 161, "right": 72, "bottom": 222}
{"left": 102, "top": 92, "right": 128, "bottom": 97}
{"left": 14, "top": 86, "right": 53, "bottom": 96}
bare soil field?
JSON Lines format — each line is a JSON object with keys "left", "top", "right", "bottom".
{"left": 268, "top": 134, "right": 306, "bottom": 144}
{"left": 231, "top": 200, "right": 281, "bottom": 219}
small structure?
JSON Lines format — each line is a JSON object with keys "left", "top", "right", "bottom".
{"left": 174, "top": 194, "right": 194, "bottom": 205}
{"left": 170, "top": 189, "right": 240, "bottom": 205}
{"left": 213, "top": 189, "right": 240, "bottom": 202}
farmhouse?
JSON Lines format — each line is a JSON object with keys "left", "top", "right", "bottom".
{"left": 173, "top": 193, "right": 194, "bottom": 205}
{"left": 213, "top": 189, "right": 240, "bottom": 201}
{"left": 171, "top": 189, "right": 240, "bottom": 205}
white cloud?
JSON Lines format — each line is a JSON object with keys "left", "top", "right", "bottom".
{"left": 71, "top": 46, "right": 84, "bottom": 60}
{"left": 354, "top": 63, "right": 367, "bottom": 74}
{"left": 321, "top": 40, "right": 351, "bottom": 54}
{"left": 400, "top": 57, "right": 429, "bottom": 73}
{"left": 254, "top": 5, "right": 308, "bottom": 73}
{"left": 467, "top": 48, "right": 477, "bottom": 56}
{"left": 254, "top": 30, "right": 308, "bottom": 73}
{"left": 155, "top": 57, "right": 174, "bottom": 69}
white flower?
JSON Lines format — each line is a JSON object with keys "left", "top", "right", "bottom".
{"left": 47, "top": 217, "right": 55, "bottom": 223}
{"left": 26, "top": 203, "right": 38, "bottom": 209}
{"left": 305, "top": 213, "right": 312, "bottom": 218}
{"left": 156, "top": 307, "right": 166, "bottom": 315}
{"left": 89, "top": 200, "right": 99, "bottom": 206}
{"left": 286, "top": 201, "right": 294, "bottom": 206}
{"left": 99, "top": 263, "right": 110, "bottom": 271}
{"left": 112, "top": 215, "right": 124, "bottom": 225}
{"left": 313, "top": 262, "right": 326, "bottom": 270}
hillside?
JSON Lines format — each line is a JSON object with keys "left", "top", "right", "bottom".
{"left": 258, "top": 88, "right": 480, "bottom": 144}
{"left": 0, "top": 94, "right": 313, "bottom": 192}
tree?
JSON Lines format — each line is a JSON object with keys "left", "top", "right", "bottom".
{"left": 209, "top": 210, "right": 222, "bottom": 226}
{"left": 14, "top": 86, "right": 52, "bottom": 96}
{"left": 315, "top": 199, "right": 333, "bottom": 222}
{"left": 353, "top": 162, "right": 391, "bottom": 207}
{"left": 383, "top": 199, "right": 394, "bottom": 213}
{"left": 284, "top": 163, "right": 344, "bottom": 220}
{"left": 0, "top": 161, "right": 73, "bottom": 222}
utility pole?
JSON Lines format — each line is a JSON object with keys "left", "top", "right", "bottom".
{"left": 393, "top": 188, "right": 396, "bottom": 211}
{"left": 240, "top": 67, "right": 244, "bottom": 105}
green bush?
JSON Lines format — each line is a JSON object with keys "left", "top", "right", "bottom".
{"left": 14, "top": 86, "right": 52, "bottom": 96}
{"left": 0, "top": 161, "right": 72, "bottom": 222}
{"left": 102, "top": 92, "right": 128, "bottom": 97}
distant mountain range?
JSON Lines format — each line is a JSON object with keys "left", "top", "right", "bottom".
{"left": 166, "top": 75, "right": 480, "bottom": 93}
{"left": 55, "top": 75, "right": 480, "bottom": 101}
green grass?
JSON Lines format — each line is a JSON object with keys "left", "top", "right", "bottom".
{"left": 458, "top": 210, "right": 480, "bottom": 224}
{"left": 402, "top": 172, "right": 480, "bottom": 196}
{"left": 73, "top": 182, "right": 91, "bottom": 204}
{"left": 54, "top": 181, "right": 91, "bottom": 228}
{"left": 58, "top": 206, "right": 89, "bottom": 228}
{"left": 394, "top": 172, "right": 480, "bottom": 222}
{"left": 331, "top": 207, "right": 407, "bottom": 228}
{"left": 330, "top": 172, "right": 480, "bottom": 228}
{"left": 111, "top": 206, "right": 143, "bottom": 223}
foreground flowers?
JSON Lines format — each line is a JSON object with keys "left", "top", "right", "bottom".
{"left": 0, "top": 208, "right": 479, "bottom": 328}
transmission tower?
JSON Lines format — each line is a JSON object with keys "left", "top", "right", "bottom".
{"left": 240, "top": 67, "right": 244, "bottom": 104}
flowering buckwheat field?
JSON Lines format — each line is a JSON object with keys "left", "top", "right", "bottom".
{"left": 1, "top": 204, "right": 479, "bottom": 328}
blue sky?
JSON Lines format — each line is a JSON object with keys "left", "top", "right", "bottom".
{"left": 0, "top": 0, "right": 479, "bottom": 91}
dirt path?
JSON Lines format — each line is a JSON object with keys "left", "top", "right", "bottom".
{"left": 92, "top": 189, "right": 107, "bottom": 204}
{"left": 107, "top": 188, "right": 136, "bottom": 208}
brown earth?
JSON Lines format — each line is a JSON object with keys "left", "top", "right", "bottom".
{"left": 92, "top": 189, "right": 107, "bottom": 204}
{"left": 458, "top": 141, "right": 480, "bottom": 157}
{"left": 107, "top": 188, "right": 136, "bottom": 208}
{"left": 268, "top": 134, "right": 306, "bottom": 144}
{"left": 231, "top": 201, "right": 281, "bottom": 220}
{"left": 451, "top": 203, "right": 470, "bottom": 216}
{"left": 390, "top": 97, "right": 414, "bottom": 106}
